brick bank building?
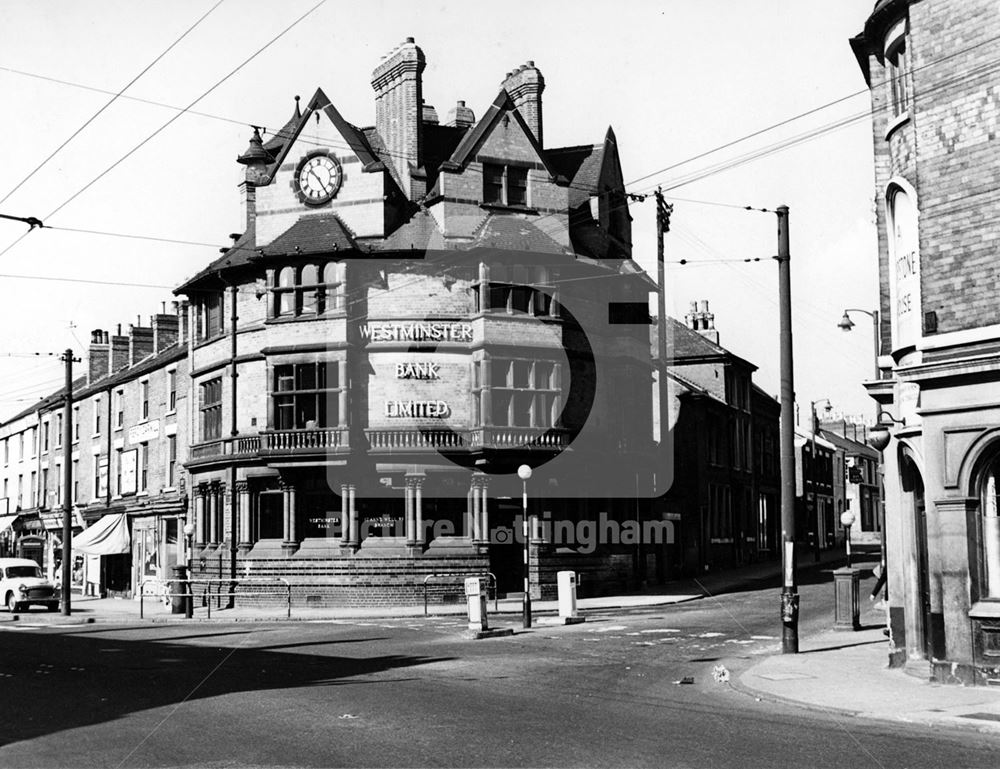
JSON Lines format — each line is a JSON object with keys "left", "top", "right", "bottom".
{"left": 852, "top": 0, "right": 1000, "bottom": 683}
{"left": 177, "top": 40, "right": 659, "bottom": 603}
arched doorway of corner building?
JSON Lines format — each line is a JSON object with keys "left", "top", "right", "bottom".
{"left": 900, "top": 451, "right": 933, "bottom": 661}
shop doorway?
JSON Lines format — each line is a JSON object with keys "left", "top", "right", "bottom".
{"left": 901, "top": 455, "right": 932, "bottom": 659}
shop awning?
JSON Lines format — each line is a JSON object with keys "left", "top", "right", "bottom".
{"left": 71, "top": 513, "right": 130, "bottom": 555}
{"left": 0, "top": 515, "right": 17, "bottom": 534}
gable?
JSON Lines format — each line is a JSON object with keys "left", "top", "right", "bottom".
{"left": 254, "top": 88, "right": 394, "bottom": 245}
{"left": 443, "top": 90, "right": 561, "bottom": 179}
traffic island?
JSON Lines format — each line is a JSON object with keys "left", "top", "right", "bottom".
{"left": 536, "top": 615, "right": 586, "bottom": 626}
{"left": 464, "top": 627, "right": 515, "bottom": 640}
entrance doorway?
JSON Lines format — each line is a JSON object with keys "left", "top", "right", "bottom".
{"left": 901, "top": 455, "right": 932, "bottom": 659}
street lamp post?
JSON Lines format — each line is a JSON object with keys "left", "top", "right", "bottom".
{"left": 183, "top": 522, "right": 195, "bottom": 619}
{"left": 518, "top": 464, "right": 532, "bottom": 629}
{"left": 838, "top": 308, "right": 880, "bottom": 382}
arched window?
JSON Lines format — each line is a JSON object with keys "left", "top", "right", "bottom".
{"left": 980, "top": 454, "right": 1000, "bottom": 597}
{"left": 276, "top": 267, "right": 296, "bottom": 317}
{"left": 299, "top": 264, "right": 320, "bottom": 315}
{"left": 323, "top": 262, "right": 345, "bottom": 312}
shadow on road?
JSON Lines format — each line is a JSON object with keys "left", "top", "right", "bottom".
{"left": 0, "top": 625, "right": 450, "bottom": 749}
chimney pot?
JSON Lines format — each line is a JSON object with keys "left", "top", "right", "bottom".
{"left": 405, "top": 36, "right": 414, "bottom": 43}
{"left": 699, "top": 300, "right": 709, "bottom": 313}
{"left": 526, "top": 60, "right": 535, "bottom": 67}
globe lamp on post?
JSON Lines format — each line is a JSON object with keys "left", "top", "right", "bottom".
{"left": 517, "top": 464, "right": 533, "bottom": 629}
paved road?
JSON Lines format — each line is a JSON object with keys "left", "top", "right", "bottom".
{"left": 2, "top": 559, "right": 996, "bottom": 768}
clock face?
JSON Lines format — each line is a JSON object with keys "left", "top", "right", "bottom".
{"left": 295, "top": 153, "right": 342, "bottom": 205}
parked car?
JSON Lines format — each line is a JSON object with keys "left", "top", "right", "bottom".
{"left": 0, "top": 558, "right": 59, "bottom": 612}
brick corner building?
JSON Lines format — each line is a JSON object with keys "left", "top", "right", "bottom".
{"left": 851, "top": 0, "right": 1000, "bottom": 683}
{"left": 174, "top": 40, "right": 660, "bottom": 604}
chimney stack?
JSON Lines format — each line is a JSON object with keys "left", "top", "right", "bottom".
{"left": 421, "top": 99, "right": 439, "bottom": 125}
{"left": 685, "top": 299, "right": 720, "bottom": 345}
{"left": 174, "top": 300, "right": 190, "bottom": 344}
{"left": 127, "top": 323, "right": 154, "bottom": 365}
{"left": 371, "top": 38, "right": 426, "bottom": 199}
{"left": 152, "top": 312, "right": 179, "bottom": 353}
{"left": 110, "top": 329, "right": 130, "bottom": 373}
{"left": 501, "top": 61, "right": 545, "bottom": 146}
{"left": 445, "top": 100, "right": 476, "bottom": 129}
{"left": 88, "top": 329, "right": 110, "bottom": 384}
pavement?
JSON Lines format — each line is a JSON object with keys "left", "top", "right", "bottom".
{"left": 5, "top": 551, "right": 1000, "bottom": 739}
{"left": 735, "top": 626, "right": 1000, "bottom": 736}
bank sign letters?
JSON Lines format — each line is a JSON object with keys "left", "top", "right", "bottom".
{"left": 362, "top": 321, "right": 473, "bottom": 420}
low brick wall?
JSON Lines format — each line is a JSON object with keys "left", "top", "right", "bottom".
{"left": 189, "top": 548, "right": 490, "bottom": 608}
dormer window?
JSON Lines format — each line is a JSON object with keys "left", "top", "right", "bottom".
{"left": 483, "top": 163, "right": 528, "bottom": 207}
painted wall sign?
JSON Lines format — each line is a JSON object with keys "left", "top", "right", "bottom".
{"left": 128, "top": 420, "right": 160, "bottom": 444}
{"left": 384, "top": 400, "right": 451, "bottom": 418}
{"left": 888, "top": 186, "right": 921, "bottom": 351}
{"left": 395, "top": 362, "right": 441, "bottom": 379}
{"left": 361, "top": 322, "right": 473, "bottom": 343}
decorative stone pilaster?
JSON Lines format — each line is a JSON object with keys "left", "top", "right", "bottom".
{"left": 236, "top": 480, "right": 252, "bottom": 554}
{"left": 280, "top": 479, "right": 298, "bottom": 555}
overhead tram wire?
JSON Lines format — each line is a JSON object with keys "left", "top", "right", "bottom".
{"left": 15, "top": 28, "right": 1000, "bottom": 296}
{"left": 1, "top": 20, "right": 999, "bottom": 229}
{"left": 0, "top": 0, "right": 329, "bottom": 260}
{"left": 0, "top": 0, "right": 227, "bottom": 208}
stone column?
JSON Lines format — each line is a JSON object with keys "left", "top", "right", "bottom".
{"left": 478, "top": 476, "right": 490, "bottom": 545}
{"left": 415, "top": 477, "right": 424, "bottom": 546}
{"left": 468, "top": 484, "right": 477, "bottom": 541}
{"left": 194, "top": 487, "right": 206, "bottom": 547}
{"left": 348, "top": 484, "right": 359, "bottom": 547}
{"left": 236, "top": 481, "right": 251, "bottom": 553}
{"left": 405, "top": 478, "right": 415, "bottom": 545}
{"left": 340, "top": 483, "right": 350, "bottom": 547}
{"left": 208, "top": 485, "right": 219, "bottom": 545}
{"left": 281, "top": 480, "right": 296, "bottom": 554}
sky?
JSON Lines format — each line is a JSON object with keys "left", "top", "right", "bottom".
{"left": 0, "top": 0, "right": 880, "bottom": 425}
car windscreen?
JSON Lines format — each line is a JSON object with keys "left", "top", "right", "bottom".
{"left": 5, "top": 566, "right": 41, "bottom": 579}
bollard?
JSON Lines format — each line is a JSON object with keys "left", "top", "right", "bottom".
{"left": 833, "top": 567, "right": 860, "bottom": 630}
{"left": 557, "top": 570, "right": 579, "bottom": 620}
{"left": 465, "top": 577, "right": 488, "bottom": 631}
{"left": 169, "top": 566, "right": 189, "bottom": 615}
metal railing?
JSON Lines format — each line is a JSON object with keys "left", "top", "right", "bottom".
{"left": 139, "top": 577, "right": 291, "bottom": 619}
{"left": 422, "top": 572, "right": 497, "bottom": 616}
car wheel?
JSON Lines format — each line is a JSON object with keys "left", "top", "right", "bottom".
{"left": 6, "top": 593, "right": 19, "bottom": 613}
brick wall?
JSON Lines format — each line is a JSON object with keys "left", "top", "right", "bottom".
{"left": 864, "top": 0, "right": 1000, "bottom": 348}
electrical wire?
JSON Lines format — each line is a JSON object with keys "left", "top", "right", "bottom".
{"left": 0, "top": 0, "right": 227, "bottom": 207}
{"left": 0, "top": 0, "right": 328, "bottom": 260}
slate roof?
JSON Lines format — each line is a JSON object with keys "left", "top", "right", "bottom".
{"left": 175, "top": 223, "right": 256, "bottom": 294}
{"left": 471, "top": 214, "right": 568, "bottom": 254}
{"left": 548, "top": 142, "right": 606, "bottom": 209}
{"left": 373, "top": 210, "right": 448, "bottom": 252}
{"left": 818, "top": 429, "right": 879, "bottom": 458}
{"left": 650, "top": 316, "right": 756, "bottom": 370}
{"left": 261, "top": 215, "right": 355, "bottom": 257}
